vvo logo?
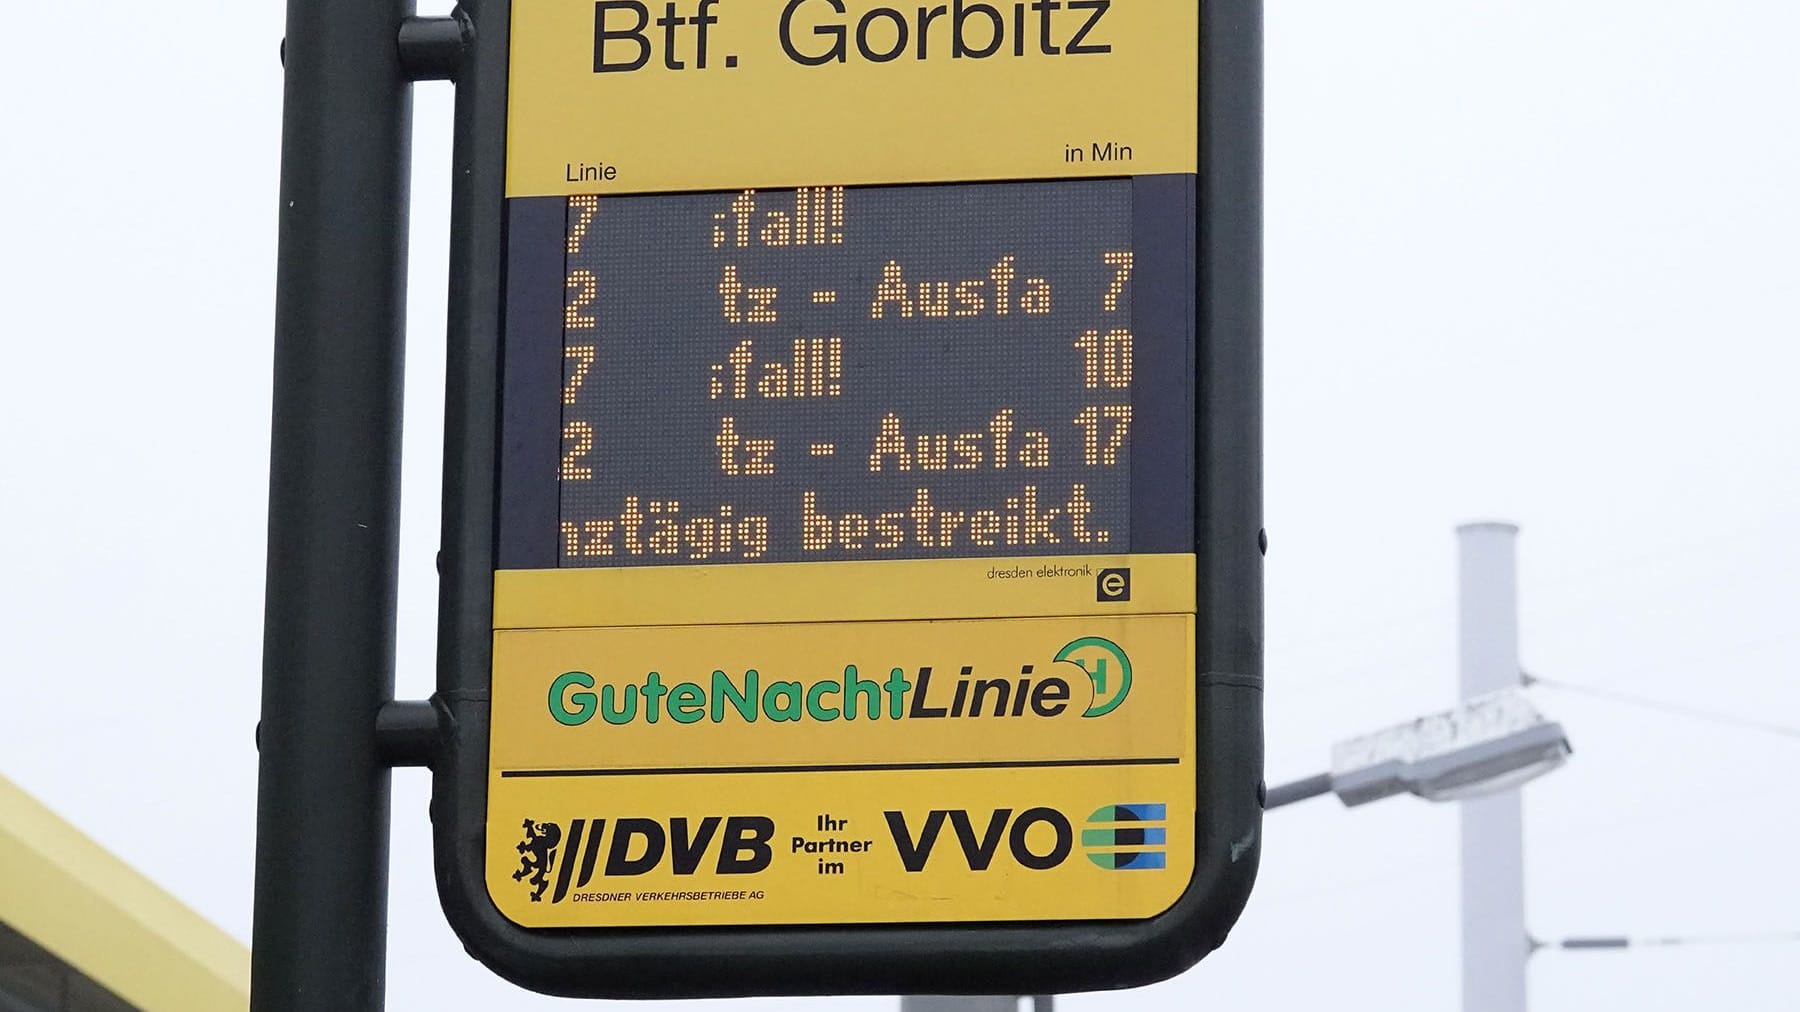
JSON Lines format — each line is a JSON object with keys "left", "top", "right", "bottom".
{"left": 884, "top": 802, "right": 1167, "bottom": 872}
{"left": 512, "top": 815, "right": 774, "bottom": 904}
{"left": 1082, "top": 803, "right": 1168, "bottom": 870}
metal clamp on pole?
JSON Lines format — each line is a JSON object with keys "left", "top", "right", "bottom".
{"left": 398, "top": 15, "right": 470, "bottom": 82}
{"left": 376, "top": 699, "right": 443, "bottom": 768}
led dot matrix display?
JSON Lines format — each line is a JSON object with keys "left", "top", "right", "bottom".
{"left": 518, "top": 177, "right": 1193, "bottom": 568}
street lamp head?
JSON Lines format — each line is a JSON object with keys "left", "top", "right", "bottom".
{"left": 1407, "top": 721, "right": 1570, "bottom": 802}
{"left": 1329, "top": 689, "right": 1571, "bottom": 807}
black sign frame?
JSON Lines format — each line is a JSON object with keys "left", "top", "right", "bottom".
{"left": 425, "top": 0, "right": 1263, "bottom": 997}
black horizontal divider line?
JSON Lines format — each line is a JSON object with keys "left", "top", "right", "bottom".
{"left": 499, "top": 756, "right": 1181, "bottom": 779}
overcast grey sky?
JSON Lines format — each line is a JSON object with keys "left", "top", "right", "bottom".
{"left": 2, "top": 1, "right": 1796, "bottom": 1010}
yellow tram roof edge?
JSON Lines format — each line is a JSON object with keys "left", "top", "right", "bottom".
{"left": 0, "top": 771, "right": 249, "bottom": 1011}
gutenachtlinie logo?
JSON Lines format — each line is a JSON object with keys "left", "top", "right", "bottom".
{"left": 546, "top": 636, "right": 1134, "bottom": 726}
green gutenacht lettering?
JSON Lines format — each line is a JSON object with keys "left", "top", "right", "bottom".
{"left": 547, "top": 662, "right": 1078, "bottom": 726}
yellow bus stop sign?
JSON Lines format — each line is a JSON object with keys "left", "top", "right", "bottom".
{"left": 486, "top": 0, "right": 1202, "bottom": 932}
{"left": 427, "top": 0, "right": 1259, "bottom": 994}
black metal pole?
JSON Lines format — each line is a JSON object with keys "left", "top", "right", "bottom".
{"left": 252, "top": 0, "right": 415, "bottom": 1007}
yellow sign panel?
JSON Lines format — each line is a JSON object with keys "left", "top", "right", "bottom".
{"left": 493, "top": 0, "right": 1202, "bottom": 933}
{"left": 486, "top": 608, "right": 1194, "bottom": 926}
{"left": 506, "top": 0, "right": 1199, "bottom": 196}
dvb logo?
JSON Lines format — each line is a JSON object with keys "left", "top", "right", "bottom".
{"left": 512, "top": 815, "right": 774, "bottom": 903}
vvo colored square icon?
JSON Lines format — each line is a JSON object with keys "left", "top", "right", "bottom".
{"left": 1083, "top": 804, "right": 1167, "bottom": 870}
